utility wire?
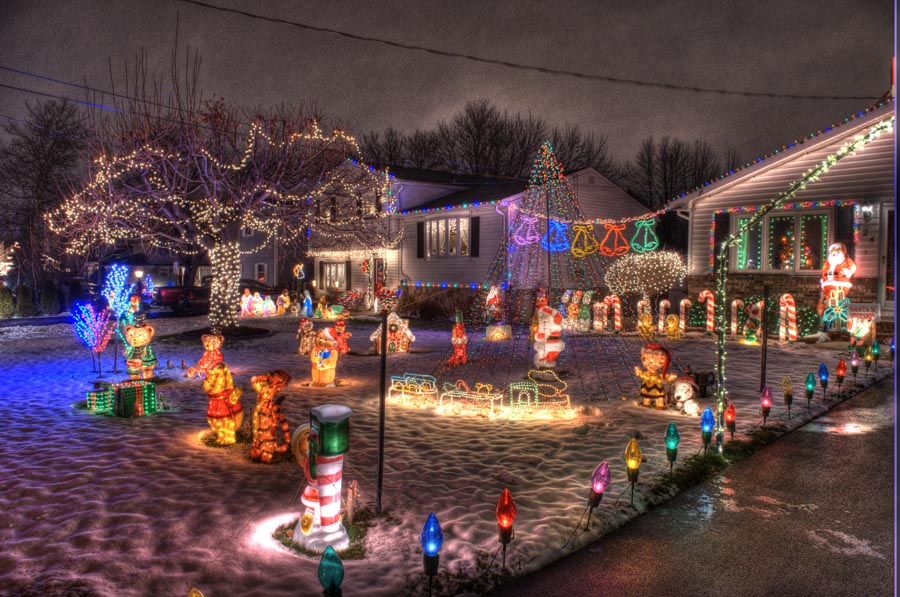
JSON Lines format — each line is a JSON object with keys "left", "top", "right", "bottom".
{"left": 174, "top": 0, "right": 881, "bottom": 101}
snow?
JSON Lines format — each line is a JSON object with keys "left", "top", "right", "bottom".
{"left": 0, "top": 315, "right": 892, "bottom": 596}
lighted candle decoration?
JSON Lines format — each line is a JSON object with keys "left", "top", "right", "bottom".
{"left": 586, "top": 461, "right": 611, "bottom": 528}
{"left": 420, "top": 512, "right": 443, "bottom": 589}
{"left": 318, "top": 546, "right": 344, "bottom": 597}
{"left": 836, "top": 358, "right": 847, "bottom": 392}
{"left": 760, "top": 387, "right": 772, "bottom": 428}
{"left": 664, "top": 423, "right": 680, "bottom": 472}
{"left": 496, "top": 488, "right": 516, "bottom": 568}
{"left": 782, "top": 375, "right": 793, "bottom": 419}
{"left": 850, "top": 352, "right": 859, "bottom": 383}
{"left": 805, "top": 372, "right": 816, "bottom": 409}
{"left": 818, "top": 362, "right": 829, "bottom": 397}
{"left": 700, "top": 407, "right": 715, "bottom": 453}
{"left": 623, "top": 438, "right": 642, "bottom": 505}
{"left": 724, "top": 402, "right": 736, "bottom": 441}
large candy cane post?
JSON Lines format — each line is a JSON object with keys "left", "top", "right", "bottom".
{"left": 658, "top": 299, "right": 671, "bottom": 333}
{"left": 730, "top": 299, "right": 745, "bottom": 336}
{"left": 605, "top": 295, "right": 622, "bottom": 331}
{"left": 779, "top": 294, "right": 798, "bottom": 342}
{"left": 679, "top": 299, "right": 691, "bottom": 332}
{"left": 592, "top": 301, "right": 608, "bottom": 332}
{"left": 698, "top": 290, "right": 715, "bottom": 334}
{"left": 292, "top": 404, "right": 352, "bottom": 552}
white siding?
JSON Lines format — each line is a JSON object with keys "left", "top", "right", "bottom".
{"left": 569, "top": 169, "right": 647, "bottom": 221}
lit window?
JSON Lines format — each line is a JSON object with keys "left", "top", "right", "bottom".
{"left": 735, "top": 217, "right": 761, "bottom": 271}
{"left": 255, "top": 263, "right": 267, "bottom": 282}
{"left": 733, "top": 210, "right": 830, "bottom": 273}
{"left": 323, "top": 263, "right": 346, "bottom": 290}
{"left": 426, "top": 216, "right": 471, "bottom": 258}
{"left": 242, "top": 228, "right": 253, "bottom": 237}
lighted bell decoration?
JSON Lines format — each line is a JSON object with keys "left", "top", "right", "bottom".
{"left": 781, "top": 375, "right": 793, "bottom": 419}
{"left": 836, "top": 358, "right": 847, "bottom": 391}
{"left": 420, "top": 512, "right": 443, "bottom": 579}
{"left": 318, "top": 545, "right": 344, "bottom": 597}
{"left": 496, "top": 488, "right": 516, "bottom": 568}
{"left": 664, "top": 423, "right": 680, "bottom": 472}
{"left": 586, "top": 461, "right": 611, "bottom": 528}
{"left": 700, "top": 407, "right": 715, "bottom": 452}
{"left": 863, "top": 346, "right": 873, "bottom": 376}
{"left": 805, "top": 372, "right": 816, "bottom": 408}
{"left": 818, "top": 362, "right": 829, "bottom": 397}
{"left": 724, "top": 402, "right": 736, "bottom": 440}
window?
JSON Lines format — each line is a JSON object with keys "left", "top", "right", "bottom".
{"left": 255, "top": 263, "right": 267, "bottom": 282}
{"left": 242, "top": 227, "right": 253, "bottom": 237}
{"left": 733, "top": 210, "right": 830, "bottom": 273}
{"left": 427, "top": 216, "right": 471, "bottom": 258}
{"left": 323, "top": 262, "right": 346, "bottom": 290}
{"left": 158, "top": 266, "right": 171, "bottom": 278}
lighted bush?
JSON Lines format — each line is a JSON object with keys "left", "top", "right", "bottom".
{"left": 0, "top": 286, "right": 13, "bottom": 318}
{"left": 604, "top": 251, "right": 687, "bottom": 301}
{"left": 14, "top": 284, "right": 35, "bottom": 317}
{"left": 797, "top": 305, "right": 821, "bottom": 337}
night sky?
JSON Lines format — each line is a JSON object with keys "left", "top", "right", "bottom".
{"left": 0, "top": 0, "right": 895, "bottom": 165}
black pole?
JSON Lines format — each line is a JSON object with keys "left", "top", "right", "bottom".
{"left": 546, "top": 184, "right": 551, "bottom": 306}
{"left": 760, "top": 286, "right": 769, "bottom": 393}
{"left": 376, "top": 308, "right": 388, "bottom": 516}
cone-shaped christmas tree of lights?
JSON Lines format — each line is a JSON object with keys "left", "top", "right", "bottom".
{"left": 479, "top": 141, "right": 610, "bottom": 324}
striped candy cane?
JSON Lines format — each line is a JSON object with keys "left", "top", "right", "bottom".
{"left": 592, "top": 301, "right": 608, "bottom": 331}
{"left": 698, "top": 290, "right": 715, "bottom": 333}
{"left": 605, "top": 294, "right": 622, "bottom": 331}
{"left": 679, "top": 298, "right": 691, "bottom": 332}
{"left": 731, "top": 299, "right": 745, "bottom": 336}
{"left": 779, "top": 294, "right": 797, "bottom": 342}
{"left": 658, "top": 299, "right": 671, "bottom": 333}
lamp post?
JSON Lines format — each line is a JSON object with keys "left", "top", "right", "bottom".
{"left": 318, "top": 546, "right": 344, "bottom": 597}
{"left": 623, "top": 438, "right": 642, "bottom": 506}
{"left": 700, "top": 407, "right": 715, "bottom": 455}
{"left": 724, "top": 402, "right": 736, "bottom": 441}
{"left": 496, "top": 488, "right": 516, "bottom": 569}
{"left": 818, "top": 362, "right": 829, "bottom": 399}
{"left": 586, "top": 461, "right": 610, "bottom": 528}
{"left": 835, "top": 358, "right": 846, "bottom": 393}
{"left": 420, "top": 512, "right": 442, "bottom": 595}
{"left": 781, "top": 375, "right": 793, "bottom": 420}
{"left": 759, "top": 386, "right": 772, "bottom": 428}
{"left": 805, "top": 373, "right": 816, "bottom": 410}
{"left": 664, "top": 423, "right": 680, "bottom": 473}
{"left": 850, "top": 352, "right": 859, "bottom": 384}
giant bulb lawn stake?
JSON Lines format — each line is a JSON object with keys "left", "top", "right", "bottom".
{"left": 496, "top": 488, "right": 516, "bottom": 569}
{"left": 623, "top": 438, "right": 642, "bottom": 506}
{"left": 818, "top": 362, "right": 829, "bottom": 398}
{"left": 760, "top": 386, "right": 772, "bottom": 428}
{"left": 701, "top": 407, "right": 715, "bottom": 454}
{"left": 318, "top": 546, "right": 344, "bottom": 597}
{"left": 836, "top": 359, "right": 846, "bottom": 392}
{"left": 724, "top": 402, "right": 736, "bottom": 441}
{"left": 664, "top": 424, "right": 680, "bottom": 472}
{"left": 870, "top": 340, "right": 880, "bottom": 370}
{"left": 420, "top": 513, "right": 443, "bottom": 591}
{"left": 805, "top": 373, "right": 816, "bottom": 409}
{"left": 863, "top": 347, "right": 873, "bottom": 377}
{"left": 586, "top": 461, "right": 610, "bottom": 528}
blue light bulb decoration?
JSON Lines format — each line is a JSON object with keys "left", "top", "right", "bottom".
{"left": 420, "top": 512, "right": 443, "bottom": 557}
{"left": 700, "top": 407, "right": 715, "bottom": 451}
{"left": 541, "top": 220, "right": 570, "bottom": 253}
{"left": 317, "top": 545, "right": 344, "bottom": 595}
{"left": 818, "top": 362, "right": 828, "bottom": 394}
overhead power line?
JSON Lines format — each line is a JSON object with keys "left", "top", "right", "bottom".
{"left": 174, "top": 0, "right": 881, "bottom": 101}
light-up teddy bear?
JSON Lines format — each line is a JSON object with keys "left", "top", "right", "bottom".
{"left": 186, "top": 333, "right": 224, "bottom": 379}
{"left": 532, "top": 292, "right": 565, "bottom": 369}
{"left": 819, "top": 242, "right": 857, "bottom": 316}
{"left": 249, "top": 370, "right": 291, "bottom": 463}
{"left": 297, "top": 318, "right": 317, "bottom": 355}
{"left": 202, "top": 363, "right": 244, "bottom": 445}
{"left": 634, "top": 343, "right": 675, "bottom": 409}
{"left": 123, "top": 321, "right": 157, "bottom": 380}
{"left": 311, "top": 327, "right": 339, "bottom": 387}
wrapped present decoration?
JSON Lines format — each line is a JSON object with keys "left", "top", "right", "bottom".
{"left": 86, "top": 388, "right": 114, "bottom": 411}
{"left": 112, "top": 380, "right": 158, "bottom": 417}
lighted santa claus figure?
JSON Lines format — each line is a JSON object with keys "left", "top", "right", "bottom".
{"left": 447, "top": 310, "right": 468, "bottom": 367}
{"left": 818, "top": 242, "right": 857, "bottom": 316}
{"left": 532, "top": 288, "right": 565, "bottom": 369}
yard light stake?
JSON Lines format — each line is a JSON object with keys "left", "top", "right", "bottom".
{"left": 586, "top": 461, "right": 611, "bottom": 528}
{"left": 850, "top": 352, "right": 859, "bottom": 384}
{"left": 664, "top": 423, "right": 680, "bottom": 473}
{"left": 871, "top": 340, "right": 880, "bottom": 369}
{"left": 818, "top": 363, "right": 829, "bottom": 398}
{"left": 863, "top": 347, "right": 873, "bottom": 376}
{"left": 700, "top": 407, "right": 715, "bottom": 454}
{"left": 724, "top": 402, "right": 737, "bottom": 441}
{"left": 805, "top": 373, "right": 816, "bottom": 409}
{"left": 318, "top": 546, "right": 344, "bottom": 597}
{"left": 496, "top": 488, "right": 516, "bottom": 569}
{"left": 623, "top": 438, "right": 642, "bottom": 505}
{"left": 781, "top": 375, "right": 793, "bottom": 419}
{"left": 420, "top": 513, "right": 443, "bottom": 594}
{"left": 835, "top": 359, "right": 846, "bottom": 393}
{"left": 760, "top": 387, "right": 772, "bottom": 428}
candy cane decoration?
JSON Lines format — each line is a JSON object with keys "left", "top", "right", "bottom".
{"left": 679, "top": 299, "right": 691, "bottom": 332}
{"left": 592, "top": 301, "right": 608, "bottom": 332}
{"left": 698, "top": 290, "right": 715, "bottom": 333}
{"left": 779, "top": 294, "right": 797, "bottom": 342}
{"left": 730, "top": 299, "right": 745, "bottom": 336}
{"left": 658, "top": 299, "right": 671, "bottom": 333}
{"left": 605, "top": 295, "right": 622, "bottom": 331}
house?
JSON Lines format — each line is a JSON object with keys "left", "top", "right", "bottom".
{"left": 668, "top": 99, "right": 895, "bottom": 331}
{"left": 307, "top": 165, "right": 648, "bottom": 309}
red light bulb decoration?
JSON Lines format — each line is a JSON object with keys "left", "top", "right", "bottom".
{"left": 495, "top": 488, "right": 516, "bottom": 569}
{"left": 724, "top": 402, "right": 737, "bottom": 441}
{"left": 835, "top": 358, "right": 846, "bottom": 392}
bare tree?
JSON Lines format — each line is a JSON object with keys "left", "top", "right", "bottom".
{"left": 0, "top": 100, "right": 87, "bottom": 287}
{"left": 46, "top": 51, "right": 389, "bottom": 330}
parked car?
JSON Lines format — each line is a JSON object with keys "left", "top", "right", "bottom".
{"left": 155, "top": 278, "right": 276, "bottom": 313}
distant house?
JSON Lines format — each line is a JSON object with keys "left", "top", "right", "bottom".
{"left": 668, "top": 99, "right": 895, "bottom": 328}
{"left": 307, "top": 165, "right": 647, "bottom": 306}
